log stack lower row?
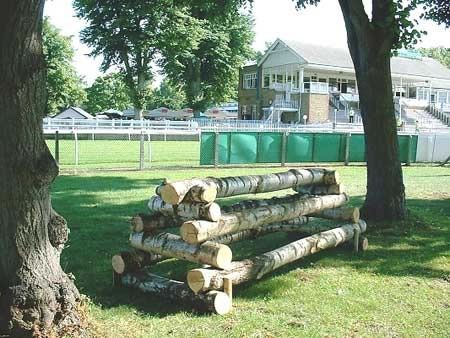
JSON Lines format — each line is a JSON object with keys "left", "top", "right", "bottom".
{"left": 113, "top": 168, "right": 368, "bottom": 314}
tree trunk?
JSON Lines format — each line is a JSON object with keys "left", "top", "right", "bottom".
{"left": 121, "top": 271, "right": 232, "bottom": 315}
{"left": 187, "top": 220, "right": 367, "bottom": 293}
{"left": 129, "top": 232, "right": 232, "bottom": 269}
{"left": 0, "top": 1, "right": 85, "bottom": 336}
{"left": 160, "top": 169, "right": 339, "bottom": 205}
{"left": 180, "top": 193, "right": 348, "bottom": 243}
{"left": 338, "top": 0, "right": 406, "bottom": 221}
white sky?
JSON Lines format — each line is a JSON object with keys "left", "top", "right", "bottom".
{"left": 44, "top": 0, "right": 450, "bottom": 85}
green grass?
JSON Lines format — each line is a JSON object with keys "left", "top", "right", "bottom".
{"left": 51, "top": 166, "right": 450, "bottom": 337}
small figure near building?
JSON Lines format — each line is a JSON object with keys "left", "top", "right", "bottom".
{"left": 349, "top": 108, "right": 355, "bottom": 123}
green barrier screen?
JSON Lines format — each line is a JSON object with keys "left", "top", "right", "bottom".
{"left": 229, "top": 132, "right": 258, "bottom": 164}
{"left": 257, "top": 133, "right": 282, "bottom": 163}
{"left": 199, "top": 132, "right": 418, "bottom": 166}
{"left": 286, "top": 133, "right": 314, "bottom": 162}
{"left": 313, "top": 133, "right": 345, "bottom": 162}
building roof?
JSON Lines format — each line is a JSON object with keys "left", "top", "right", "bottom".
{"left": 269, "top": 39, "right": 450, "bottom": 81}
{"left": 53, "top": 106, "right": 94, "bottom": 119}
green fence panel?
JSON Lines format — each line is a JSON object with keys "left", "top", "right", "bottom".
{"left": 218, "top": 133, "right": 231, "bottom": 164}
{"left": 200, "top": 132, "right": 214, "bottom": 165}
{"left": 410, "top": 135, "right": 418, "bottom": 162}
{"left": 229, "top": 132, "right": 258, "bottom": 164}
{"left": 398, "top": 135, "right": 418, "bottom": 163}
{"left": 257, "top": 133, "right": 282, "bottom": 163}
{"left": 348, "top": 134, "right": 366, "bottom": 162}
{"left": 313, "top": 133, "right": 345, "bottom": 162}
{"left": 286, "top": 133, "right": 314, "bottom": 163}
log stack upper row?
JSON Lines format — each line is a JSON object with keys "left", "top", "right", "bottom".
{"left": 113, "top": 168, "right": 368, "bottom": 315}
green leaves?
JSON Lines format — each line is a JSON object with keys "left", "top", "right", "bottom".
{"left": 43, "top": 18, "right": 86, "bottom": 115}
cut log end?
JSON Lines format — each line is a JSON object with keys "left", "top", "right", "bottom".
{"left": 212, "top": 244, "right": 232, "bottom": 270}
{"left": 187, "top": 269, "right": 214, "bottom": 294}
{"left": 352, "top": 208, "right": 360, "bottom": 223}
{"left": 199, "top": 186, "right": 218, "bottom": 204}
{"left": 161, "top": 184, "right": 182, "bottom": 205}
{"left": 111, "top": 255, "right": 126, "bottom": 274}
{"left": 130, "top": 215, "right": 144, "bottom": 233}
{"left": 209, "top": 291, "right": 232, "bottom": 315}
{"left": 208, "top": 203, "right": 222, "bottom": 222}
{"left": 359, "top": 236, "right": 369, "bottom": 251}
{"left": 180, "top": 221, "right": 204, "bottom": 244}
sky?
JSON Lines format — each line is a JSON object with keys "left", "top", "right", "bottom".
{"left": 44, "top": 0, "right": 450, "bottom": 86}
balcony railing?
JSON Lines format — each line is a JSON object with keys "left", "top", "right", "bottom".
{"left": 303, "top": 82, "right": 329, "bottom": 94}
{"left": 273, "top": 100, "right": 298, "bottom": 109}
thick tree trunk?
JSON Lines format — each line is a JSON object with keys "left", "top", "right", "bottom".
{"left": 0, "top": 1, "right": 84, "bottom": 336}
{"left": 180, "top": 193, "right": 348, "bottom": 243}
{"left": 160, "top": 169, "right": 339, "bottom": 205}
{"left": 121, "top": 271, "right": 232, "bottom": 315}
{"left": 187, "top": 220, "right": 367, "bottom": 293}
{"left": 129, "top": 232, "right": 232, "bottom": 269}
{"left": 338, "top": 0, "right": 406, "bottom": 221}
{"left": 147, "top": 196, "right": 222, "bottom": 222}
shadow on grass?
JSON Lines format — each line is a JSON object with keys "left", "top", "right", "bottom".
{"left": 51, "top": 175, "right": 450, "bottom": 316}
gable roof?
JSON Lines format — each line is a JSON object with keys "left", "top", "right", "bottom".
{"left": 53, "top": 106, "right": 94, "bottom": 119}
{"left": 261, "top": 39, "right": 450, "bottom": 81}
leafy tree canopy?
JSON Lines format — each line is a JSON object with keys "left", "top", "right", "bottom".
{"left": 85, "top": 73, "right": 132, "bottom": 113}
{"left": 419, "top": 47, "right": 450, "bottom": 68}
{"left": 147, "top": 80, "right": 187, "bottom": 110}
{"left": 43, "top": 18, "right": 86, "bottom": 115}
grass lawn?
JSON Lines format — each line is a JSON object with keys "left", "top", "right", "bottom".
{"left": 51, "top": 166, "right": 450, "bottom": 337}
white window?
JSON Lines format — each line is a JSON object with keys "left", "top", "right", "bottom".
{"left": 263, "top": 73, "right": 270, "bottom": 88}
{"left": 243, "top": 73, "right": 257, "bottom": 89}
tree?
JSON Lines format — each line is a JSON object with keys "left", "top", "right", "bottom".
{"left": 419, "top": 0, "right": 450, "bottom": 27}
{"left": 147, "top": 79, "right": 187, "bottom": 110}
{"left": 74, "top": 0, "right": 170, "bottom": 119}
{"left": 43, "top": 18, "right": 86, "bottom": 115}
{"left": 85, "top": 73, "right": 132, "bottom": 113}
{"left": 419, "top": 47, "right": 450, "bottom": 68}
{"left": 160, "top": 1, "right": 254, "bottom": 113}
{"left": 0, "top": 1, "right": 84, "bottom": 336}
{"left": 293, "top": 0, "right": 430, "bottom": 221}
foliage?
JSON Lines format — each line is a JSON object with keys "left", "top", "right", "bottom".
{"left": 147, "top": 80, "right": 187, "bottom": 110}
{"left": 43, "top": 18, "right": 86, "bottom": 115}
{"left": 159, "top": 1, "right": 255, "bottom": 112}
{"left": 85, "top": 73, "right": 132, "bottom": 113}
{"left": 73, "top": 0, "right": 170, "bottom": 115}
{"left": 419, "top": 47, "right": 450, "bottom": 68}
{"left": 418, "top": 0, "right": 450, "bottom": 27}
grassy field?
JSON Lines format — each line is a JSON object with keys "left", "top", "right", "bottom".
{"left": 51, "top": 166, "right": 450, "bottom": 338}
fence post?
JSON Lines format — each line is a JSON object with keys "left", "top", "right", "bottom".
{"left": 281, "top": 131, "right": 287, "bottom": 167}
{"left": 214, "top": 131, "right": 219, "bottom": 168}
{"left": 55, "top": 130, "right": 60, "bottom": 164}
{"left": 406, "top": 135, "right": 413, "bottom": 166}
{"left": 139, "top": 132, "right": 145, "bottom": 170}
{"left": 74, "top": 131, "right": 79, "bottom": 166}
{"left": 147, "top": 133, "right": 152, "bottom": 168}
{"left": 344, "top": 133, "right": 350, "bottom": 166}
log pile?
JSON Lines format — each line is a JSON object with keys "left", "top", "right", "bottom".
{"left": 113, "top": 168, "right": 368, "bottom": 315}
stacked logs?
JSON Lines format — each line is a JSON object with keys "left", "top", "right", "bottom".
{"left": 112, "top": 168, "right": 368, "bottom": 315}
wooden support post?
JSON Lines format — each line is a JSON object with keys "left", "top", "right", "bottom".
{"left": 74, "top": 131, "right": 79, "bottom": 166}
{"left": 281, "top": 132, "right": 287, "bottom": 167}
{"left": 55, "top": 130, "right": 60, "bottom": 164}
{"left": 223, "top": 278, "right": 232, "bottom": 306}
{"left": 139, "top": 132, "right": 145, "bottom": 170}
{"left": 344, "top": 133, "right": 350, "bottom": 166}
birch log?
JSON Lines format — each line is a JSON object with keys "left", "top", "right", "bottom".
{"left": 112, "top": 250, "right": 165, "bottom": 274}
{"left": 180, "top": 193, "right": 348, "bottom": 244}
{"left": 121, "top": 271, "right": 232, "bottom": 315}
{"left": 130, "top": 213, "right": 176, "bottom": 233}
{"left": 310, "top": 207, "right": 360, "bottom": 223}
{"left": 160, "top": 168, "right": 339, "bottom": 205}
{"left": 129, "top": 232, "right": 232, "bottom": 269}
{"left": 221, "top": 194, "right": 300, "bottom": 213}
{"left": 187, "top": 220, "right": 367, "bottom": 293}
{"left": 147, "top": 195, "right": 221, "bottom": 221}
{"left": 295, "top": 184, "right": 345, "bottom": 195}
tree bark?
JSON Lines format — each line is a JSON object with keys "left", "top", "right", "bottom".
{"left": 180, "top": 193, "right": 349, "bottom": 243}
{"left": 0, "top": 1, "right": 85, "bottom": 336}
{"left": 310, "top": 207, "right": 360, "bottom": 223}
{"left": 338, "top": 0, "right": 406, "bottom": 221}
{"left": 147, "top": 196, "right": 221, "bottom": 222}
{"left": 121, "top": 271, "right": 232, "bottom": 315}
{"left": 161, "top": 169, "right": 339, "bottom": 205}
{"left": 187, "top": 220, "right": 367, "bottom": 293}
{"left": 129, "top": 232, "right": 232, "bottom": 269}
{"left": 295, "top": 184, "right": 345, "bottom": 195}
